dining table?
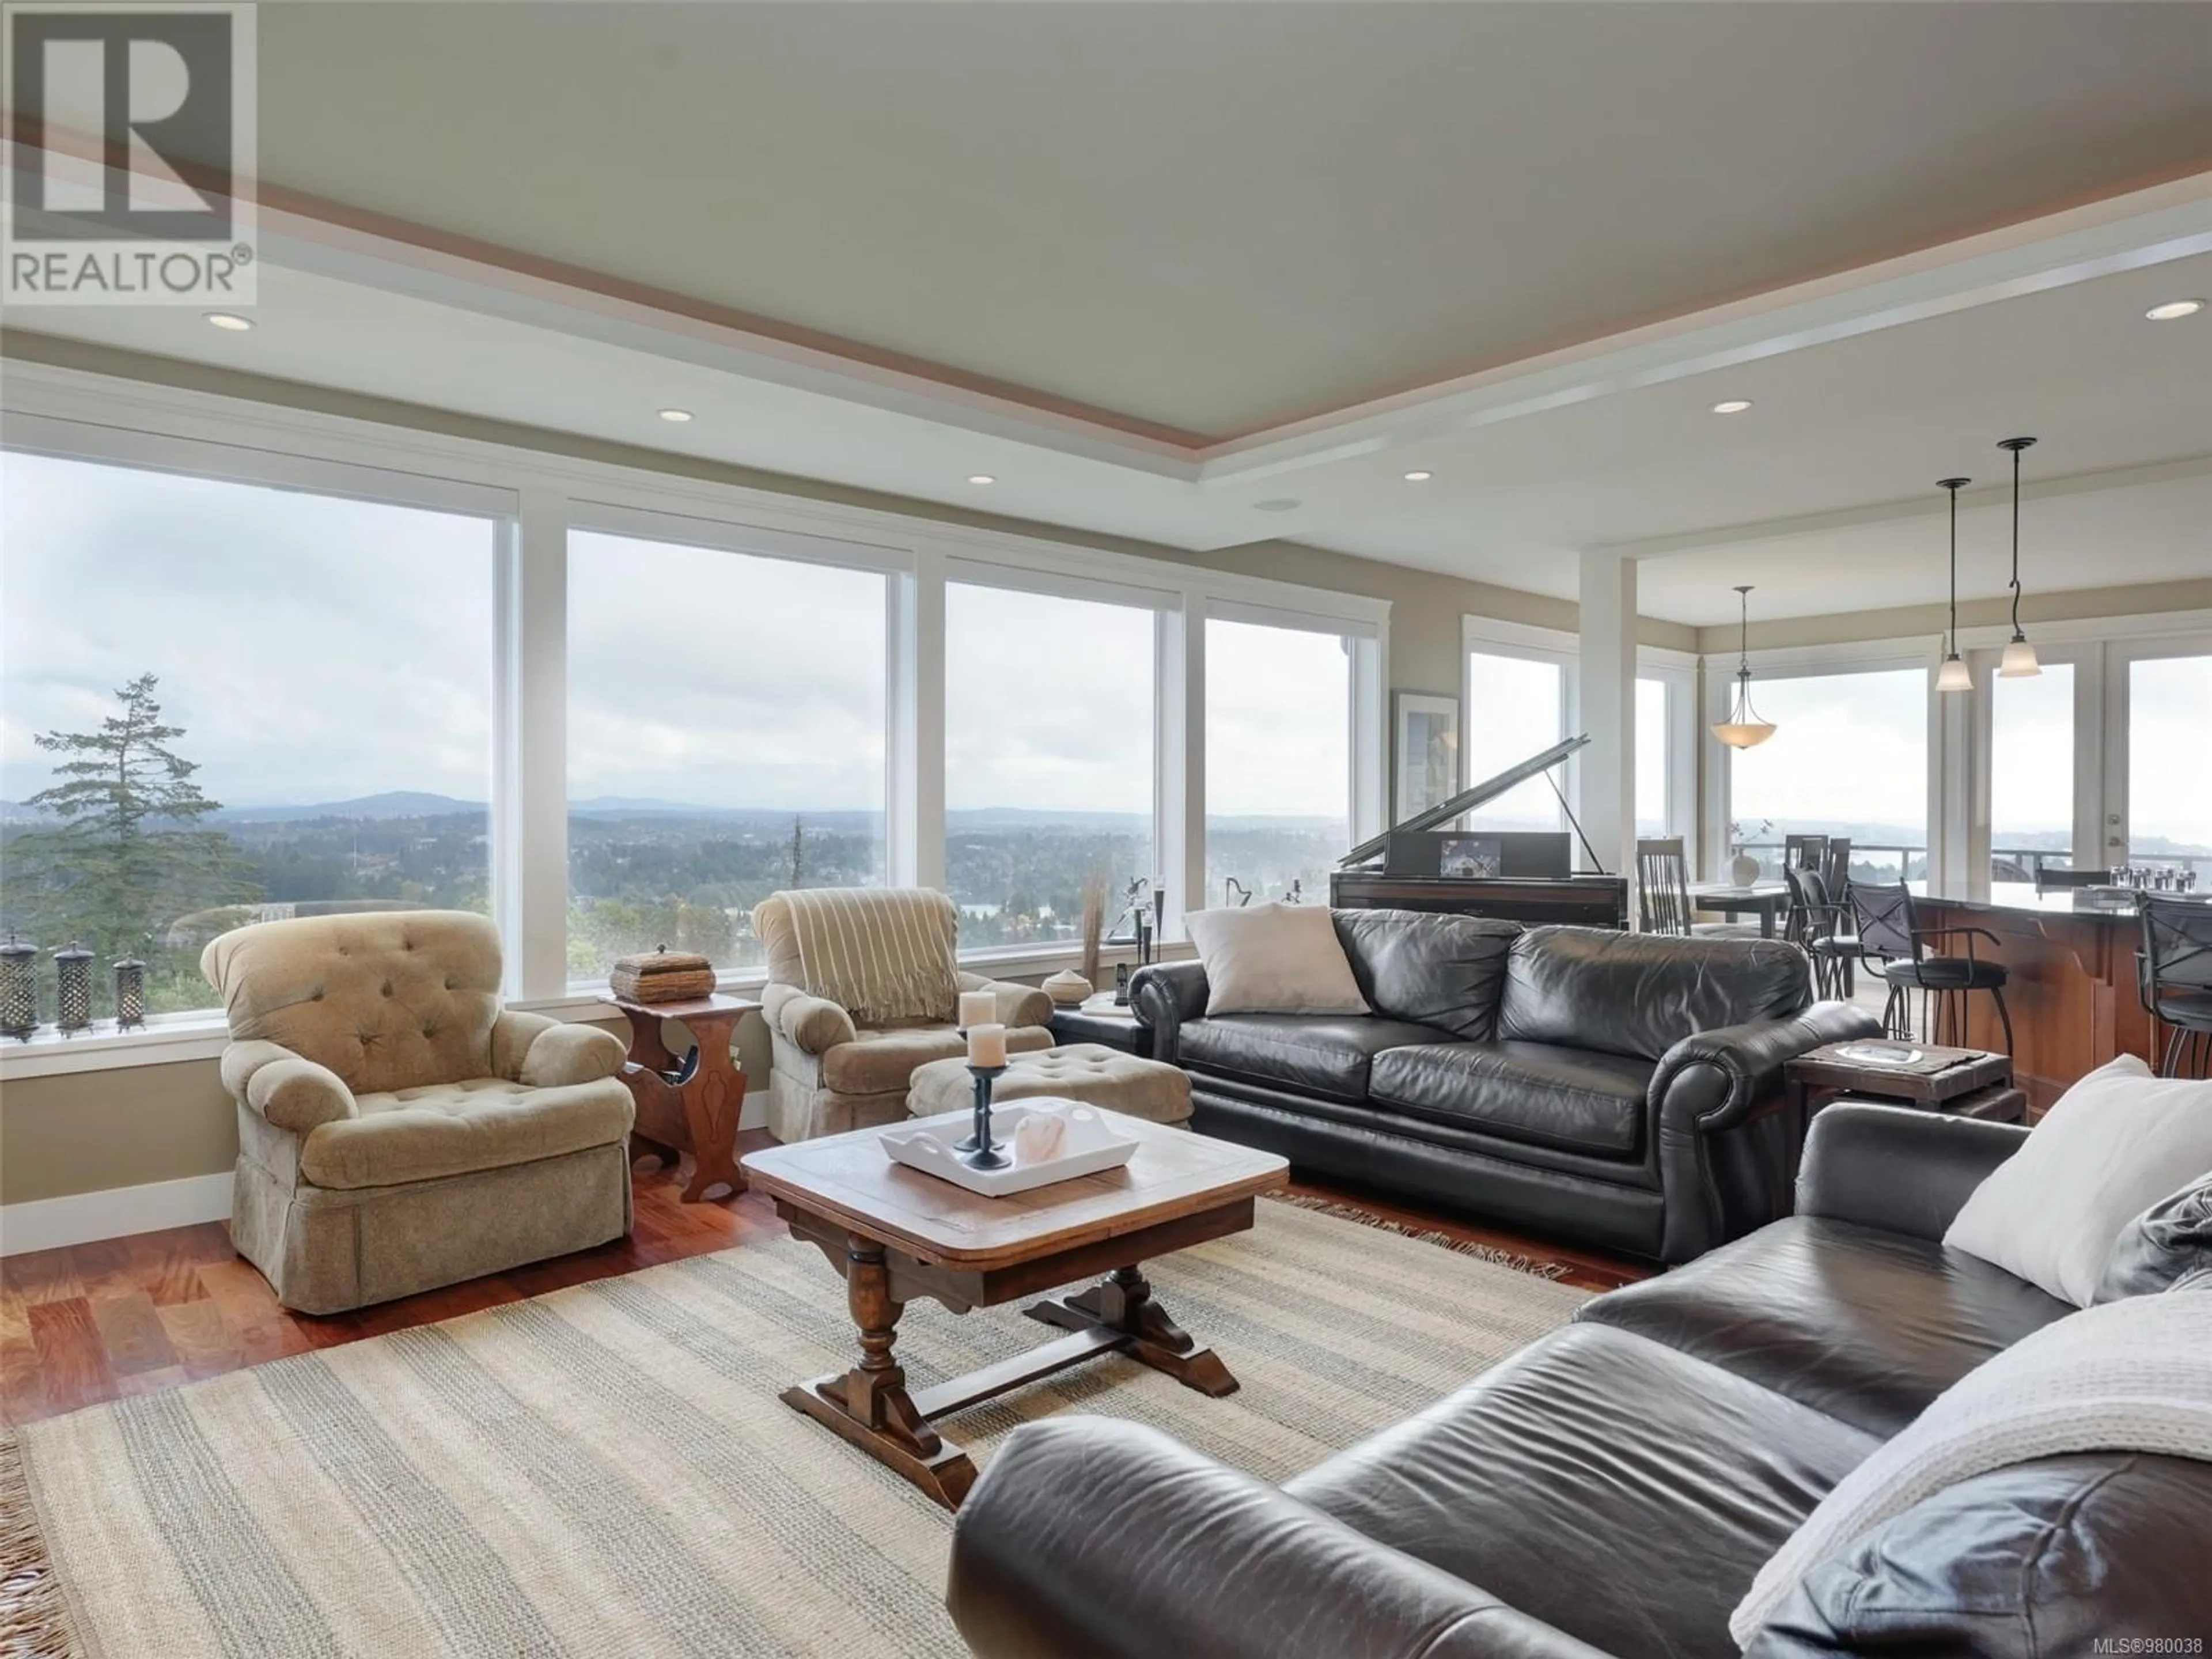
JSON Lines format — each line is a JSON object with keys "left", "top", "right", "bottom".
{"left": 1687, "top": 880, "right": 1791, "bottom": 937}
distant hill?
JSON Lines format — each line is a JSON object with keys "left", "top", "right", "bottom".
{"left": 216, "top": 791, "right": 486, "bottom": 823}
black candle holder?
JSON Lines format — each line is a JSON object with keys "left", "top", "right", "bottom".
{"left": 963, "top": 1063, "right": 1009, "bottom": 1169}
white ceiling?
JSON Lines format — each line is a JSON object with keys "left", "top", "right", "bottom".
{"left": 4, "top": 3, "right": 2210, "bottom": 626}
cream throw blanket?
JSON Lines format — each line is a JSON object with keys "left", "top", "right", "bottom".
{"left": 775, "top": 887, "right": 961, "bottom": 1028}
{"left": 1732, "top": 1288, "right": 2212, "bottom": 1647}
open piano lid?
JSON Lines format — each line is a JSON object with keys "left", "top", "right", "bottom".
{"left": 1339, "top": 733, "right": 1590, "bottom": 869}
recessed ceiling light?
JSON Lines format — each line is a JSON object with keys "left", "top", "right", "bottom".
{"left": 967, "top": 474, "right": 996, "bottom": 486}
{"left": 2145, "top": 298, "right": 2205, "bottom": 321}
{"left": 203, "top": 312, "right": 253, "bottom": 331}
{"left": 1253, "top": 498, "right": 1301, "bottom": 513}
{"left": 1711, "top": 398, "right": 1753, "bottom": 415}
{"left": 657, "top": 408, "right": 694, "bottom": 423}
{"left": 1402, "top": 470, "right": 1433, "bottom": 482}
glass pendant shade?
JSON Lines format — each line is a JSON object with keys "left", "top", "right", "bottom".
{"left": 1998, "top": 637, "right": 2041, "bottom": 678}
{"left": 1936, "top": 653, "right": 1974, "bottom": 694}
{"left": 1935, "top": 476, "right": 1971, "bottom": 696}
{"left": 1709, "top": 586, "right": 1778, "bottom": 748}
{"left": 1713, "top": 714, "right": 1778, "bottom": 749}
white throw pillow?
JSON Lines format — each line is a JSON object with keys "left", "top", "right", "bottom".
{"left": 1185, "top": 903, "right": 1371, "bottom": 1017}
{"left": 1944, "top": 1055, "right": 2212, "bottom": 1308}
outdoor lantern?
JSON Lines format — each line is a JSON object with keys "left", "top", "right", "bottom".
{"left": 54, "top": 941, "right": 94, "bottom": 1034}
{"left": 113, "top": 954, "right": 147, "bottom": 1031}
{"left": 0, "top": 934, "right": 36, "bottom": 1040}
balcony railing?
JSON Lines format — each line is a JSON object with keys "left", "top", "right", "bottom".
{"left": 1740, "top": 842, "right": 2211, "bottom": 888}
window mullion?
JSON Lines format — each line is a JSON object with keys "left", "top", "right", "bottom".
{"left": 505, "top": 485, "right": 570, "bottom": 1001}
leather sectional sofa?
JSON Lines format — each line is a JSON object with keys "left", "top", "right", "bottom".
{"left": 1131, "top": 911, "right": 1879, "bottom": 1263}
{"left": 947, "top": 1104, "right": 2212, "bottom": 1658}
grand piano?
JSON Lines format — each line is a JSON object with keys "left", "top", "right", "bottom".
{"left": 1329, "top": 734, "right": 1630, "bottom": 928}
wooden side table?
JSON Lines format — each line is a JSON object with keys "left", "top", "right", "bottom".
{"left": 1783, "top": 1040, "right": 2024, "bottom": 1175}
{"left": 598, "top": 992, "right": 759, "bottom": 1202}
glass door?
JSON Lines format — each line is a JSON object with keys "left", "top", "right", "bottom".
{"left": 2108, "top": 639, "right": 2212, "bottom": 888}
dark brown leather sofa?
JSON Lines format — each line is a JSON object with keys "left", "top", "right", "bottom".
{"left": 1132, "top": 913, "right": 1879, "bottom": 1263}
{"left": 947, "top": 1104, "right": 2212, "bottom": 1659}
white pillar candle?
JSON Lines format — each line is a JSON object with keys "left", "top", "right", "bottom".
{"left": 967, "top": 1022, "right": 1008, "bottom": 1067}
{"left": 958, "top": 989, "right": 998, "bottom": 1031}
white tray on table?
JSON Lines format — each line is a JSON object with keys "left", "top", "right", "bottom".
{"left": 880, "top": 1102, "right": 1139, "bottom": 1198}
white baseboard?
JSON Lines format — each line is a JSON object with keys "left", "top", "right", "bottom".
{"left": 0, "top": 1171, "right": 234, "bottom": 1257}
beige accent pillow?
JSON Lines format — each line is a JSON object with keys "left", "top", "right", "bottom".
{"left": 1944, "top": 1055, "right": 2212, "bottom": 1308}
{"left": 1185, "top": 904, "right": 1370, "bottom": 1018}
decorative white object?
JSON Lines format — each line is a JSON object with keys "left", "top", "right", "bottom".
{"left": 957, "top": 989, "right": 999, "bottom": 1031}
{"left": 1730, "top": 852, "right": 1762, "bottom": 887}
{"left": 1012, "top": 1110, "right": 1069, "bottom": 1163}
{"left": 1943, "top": 1055, "right": 2212, "bottom": 1306}
{"left": 1040, "top": 969, "right": 1092, "bottom": 1006}
{"left": 881, "top": 1104, "right": 1138, "bottom": 1197}
{"left": 966, "top": 1022, "right": 1008, "bottom": 1067}
{"left": 1185, "top": 902, "right": 1370, "bottom": 1017}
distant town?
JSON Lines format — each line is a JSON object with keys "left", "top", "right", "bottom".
{"left": 3, "top": 791, "right": 2202, "bottom": 1021}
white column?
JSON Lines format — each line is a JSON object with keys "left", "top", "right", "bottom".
{"left": 499, "top": 485, "right": 571, "bottom": 1001}
{"left": 889, "top": 548, "right": 946, "bottom": 891}
{"left": 1577, "top": 548, "right": 1638, "bottom": 885}
{"left": 1157, "top": 595, "right": 1206, "bottom": 934}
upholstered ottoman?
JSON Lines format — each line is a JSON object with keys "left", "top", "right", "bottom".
{"left": 906, "top": 1043, "right": 1192, "bottom": 1127}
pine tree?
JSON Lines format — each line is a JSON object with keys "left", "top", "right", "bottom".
{"left": 788, "top": 813, "right": 805, "bottom": 888}
{"left": 6, "top": 675, "right": 253, "bottom": 991}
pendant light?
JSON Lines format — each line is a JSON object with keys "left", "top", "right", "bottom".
{"left": 1710, "top": 585, "right": 1777, "bottom": 748}
{"left": 1997, "top": 436, "right": 2041, "bottom": 677}
{"left": 1936, "top": 476, "right": 1973, "bottom": 693}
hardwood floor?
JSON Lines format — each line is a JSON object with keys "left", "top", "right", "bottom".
{"left": 0, "top": 1130, "right": 1646, "bottom": 1429}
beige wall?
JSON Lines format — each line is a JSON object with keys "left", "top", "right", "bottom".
{"left": 1695, "top": 580, "right": 2212, "bottom": 656}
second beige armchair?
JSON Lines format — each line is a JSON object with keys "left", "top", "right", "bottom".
{"left": 752, "top": 887, "right": 1055, "bottom": 1141}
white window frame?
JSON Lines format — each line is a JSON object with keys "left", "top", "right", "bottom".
{"left": 1461, "top": 618, "right": 1578, "bottom": 831}
{"left": 0, "top": 361, "right": 1389, "bottom": 1075}
{"left": 940, "top": 558, "right": 1183, "bottom": 965}
{"left": 1459, "top": 619, "right": 1695, "bottom": 866}
{"left": 1702, "top": 637, "right": 1947, "bottom": 887}
{"left": 1202, "top": 599, "right": 1387, "bottom": 915}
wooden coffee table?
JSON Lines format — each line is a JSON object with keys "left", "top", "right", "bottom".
{"left": 741, "top": 1113, "right": 1289, "bottom": 1509}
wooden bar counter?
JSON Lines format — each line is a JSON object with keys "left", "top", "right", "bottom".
{"left": 1910, "top": 882, "right": 2197, "bottom": 1112}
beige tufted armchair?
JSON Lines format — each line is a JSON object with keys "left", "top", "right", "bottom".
{"left": 202, "top": 911, "right": 635, "bottom": 1314}
{"left": 752, "top": 887, "right": 1056, "bottom": 1141}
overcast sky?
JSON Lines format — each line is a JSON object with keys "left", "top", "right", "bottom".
{"left": 5, "top": 452, "right": 2205, "bottom": 855}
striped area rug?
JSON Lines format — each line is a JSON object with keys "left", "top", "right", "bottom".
{"left": 1, "top": 1199, "right": 1587, "bottom": 1658}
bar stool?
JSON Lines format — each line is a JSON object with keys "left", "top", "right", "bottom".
{"left": 1847, "top": 880, "right": 2013, "bottom": 1053}
{"left": 2138, "top": 896, "right": 2212, "bottom": 1078}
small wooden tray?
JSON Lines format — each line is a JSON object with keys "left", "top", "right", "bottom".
{"left": 880, "top": 1104, "right": 1139, "bottom": 1198}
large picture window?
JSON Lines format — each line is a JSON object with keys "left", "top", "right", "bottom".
{"left": 1990, "top": 662, "right": 2075, "bottom": 881}
{"left": 2126, "top": 653, "right": 2212, "bottom": 884}
{"left": 1727, "top": 667, "right": 1928, "bottom": 882}
{"left": 566, "top": 531, "right": 888, "bottom": 983}
{"left": 1463, "top": 650, "right": 1566, "bottom": 829}
{"left": 1205, "top": 616, "right": 1351, "bottom": 906}
{"left": 0, "top": 450, "right": 496, "bottom": 1020}
{"left": 944, "top": 582, "right": 1156, "bottom": 952}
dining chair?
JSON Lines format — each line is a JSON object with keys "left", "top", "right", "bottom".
{"left": 2137, "top": 896, "right": 2212, "bottom": 1078}
{"left": 1635, "top": 838, "right": 1695, "bottom": 935}
{"left": 1782, "top": 833, "right": 1829, "bottom": 872}
{"left": 1785, "top": 865, "right": 1858, "bottom": 999}
{"left": 1846, "top": 880, "right": 2013, "bottom": 1052}
{"left": 1638, "top": 838, "right": 1763, "bottom": 939}
{"left": 1819, "top": 837, "right": 1853, "bottom": 897}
